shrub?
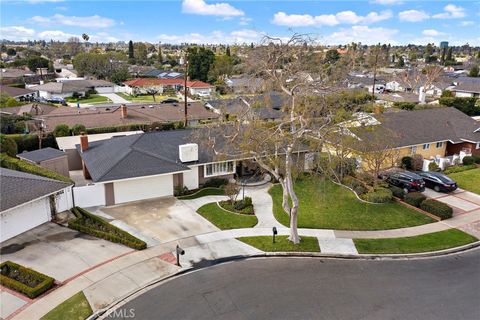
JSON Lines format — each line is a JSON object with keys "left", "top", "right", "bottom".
{"left": 428, "top": 162, "right": 440, "bottom": 172}
{"left": 420, "top": 199, "right": 453, "bottom": 220}
{"left": 360, "top": 187, "right": 393, "bottom": 203}
{"left": 389, "top": 185, "right": 405, "bottom": 199}
{"left": 401, "top": 156, "right": 414, "bottom": 170}
{"left": 202, "top": 178, "right": 228, "bottom": 188}
{"left": 0, "top": 153, "right": 73, "bottom": 183}
{"left": 174, "top": 185, "right": 190, "bottom": 196}
{"left": 69, "top": 207, "right": 147, "bottom": 250}
{"left": 224, "top": 182, "right": 240, "bottom": 204}
{"left": 356, "top": 172, "right": 374, "bottom": 186}
{"left": 462, "top": 156, "right": 475, "bottom": 166}
{"left": 0, "top": 135, "right": 17, "bottom": 157}
{"left": 444, "top": 164, "right": 477, "bottom": 174}
{"left": 53, "top": 124, "right": 70, "bottom": 137}
{"left": 439, "top": 97, "right": 479, "bottom": 116}
{"left": 393, "top": 102, "right": 416, "bottom": 110}
{"left": 219, "top": 197, "right": 254, "bottom": 215}
{"left": 353, "top": 185, "right": 367, "bottom": 195}
{"left": 473, "top": 155, "right": 480, "bottom": 164}
{"left": 404, "top": 192, "right": 427, "bottom": 207}
{"left": 412, "top": 154, "right": 424, "bottom": 171}
{"left": 71, "top": 124, "right": 86, "bottom": 135}
{"left": 0, "top": 261, "right": 55, "bottom": 298}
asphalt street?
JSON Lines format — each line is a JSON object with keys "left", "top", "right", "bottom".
{"left": 108, "top": 249, "right": 480, "bottom": 320}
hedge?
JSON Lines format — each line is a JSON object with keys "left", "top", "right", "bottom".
{"left": 389, "top": 185, "right": 405, "bottom": 199}
{"left": 360, "top": 187, "right": 393, "bottom": 203}
{"left": 404, "top": 192, "right": 427, "bottom": 208}
{"left": 462, "top": 156, "right": 475, "bottom": 165}
{"left": 84, "top": 121, "right": 184, "bottom": 135}
{"left": 420, "top": 199, "right": 453, "bottom": 220}
{"left": 444, "top": 164, "right": 477, "bottom": 174}
{"left": 0, "top": 261, "right": 55, "bottom": 298}
{"left": 1, "top": 133, "right": 57, "bottom": 153}
{"left": 69, "top": 207, "right": 147, "bottom": 250}
{"left": 202, "top": 178, "right": 229, "bottom": 188}
{"left": 0, "top": 153, "right": 73, "bottom": 183}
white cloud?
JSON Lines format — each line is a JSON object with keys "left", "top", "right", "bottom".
{"left": 460, "top": 21, "right": 475, "bottom": 27}
{"left": 433, "top": 4, "right": 466, "bottom": 19}
{"left": 371, "top": 0, "right": 403, "bottom": 4}
{"left": 324, "top": 26, "right": 398, "bottom": 45}
{"left": 272, "top": 10, "right": 392, "bottom": 27}
{"left": 239, "top": 17, "right": 252, "bottom": 26}
{"left": 158, "top": 29, "right": 262, "bottom": 44}
{"left": 27, "top": 0, "right": 64, "bottom": 3}
{"left": 182, "top": 0, "right": 244, "bottom": 17}
{"left": 0, "top": 26, "right": 35, "bottom": 41}
{"left": 398, "top": 10, "right": 430, "bottom": 22}
{"left": 422, "top": 29, "right": 446, "bottom": 37}
{"left": 30, "top": 14, "right": 115, "bottom": 28}
{"left": 37, "top": 30, "right": 77, "bottom": 41}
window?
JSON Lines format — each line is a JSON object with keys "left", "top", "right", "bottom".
{"left": 423, "top": 143, "right": 430, "bottom": 150}
{"left": 410, "top": 146, "right": 417, "bottom": 154}
{"left": 476, "top": 142, "right": 480, "bottom": 150}
{"left": 436, "top": 142, "right": 443, "bottom": 148}
{"left": 204, "top": 161, "right": 235, "bottom": 177}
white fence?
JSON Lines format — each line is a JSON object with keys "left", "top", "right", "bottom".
{"left": 73, "top": 184, "right": 105, "bottom": 207}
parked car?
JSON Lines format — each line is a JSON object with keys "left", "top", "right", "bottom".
{"left": 386, "top": 172, "right": 425, "bottom": 193}
{"left": 161, "top": 98, "right": 179, "bottom": 104}
{"left": 416, "top": 171, "right": 457, "bottom": 193}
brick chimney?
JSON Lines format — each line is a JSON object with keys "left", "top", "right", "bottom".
{"left": 121, "top": 104, "right": 128, "bottom": 119}
{"left": 80, "top": 132, "right": 88, "bottom": 152}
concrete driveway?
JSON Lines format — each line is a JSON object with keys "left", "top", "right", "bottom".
{"left": 98, "top": 93, "right": 130, "bottom": 104}
{"left": 0, "top": 223, "right": 131, "bottom": 282}
{"left": 96, "top": 196, "right": 221, "bottom": 246}
{"left": 423, "top": 188, "right": 480, "bottom": 215}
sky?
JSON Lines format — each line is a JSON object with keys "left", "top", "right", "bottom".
{"left": 1, "top": 0, "right": 479, "bottom": 45}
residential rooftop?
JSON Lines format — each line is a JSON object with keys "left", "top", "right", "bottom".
{"left": 17, "top": 147, "right": 66, "bottom": 163}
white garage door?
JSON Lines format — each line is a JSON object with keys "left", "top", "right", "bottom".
{"left": 114, "top": 175, "right": 173, "bottom": 204}
{"left": 1, "top": 198, "right": 50, "bottom": 242}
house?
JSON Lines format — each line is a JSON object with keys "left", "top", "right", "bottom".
{"left": 0, "top": 103, "right": 58, "bottom": 116}
{"left": 17, "top": 147, "right": 69, "bottom": 177}
{"left": 347, "top": 75, "right": 386, "bottom": 94}
{"left": 206, "top": 96, "right": 284, "bottom": 122}
{"left": 0, "top": 68, "right": 33, "bottom": 85}
{"left": 31, "top": 79, "right": 115, "bottom": 99}
{"left": 38, "top": 102, "right": 219, "bottom": 131}
{"left": 74, "top": 128, "right": 309, "bottom": 207}
{"left": 375, "top": 92, "right": 420, "bottom": 107}
{"left": 0, "top": 84, "right": 37, "bottom": 101}
{"left": 451, "top": 82, "right": 480, "bottom": 98}
{"left": 140, "top": 69, "right": 184, "bottom": 79}
{"left": 0, "top": 168, "right": 73, "bottom": 242}
{"left": 123, "top": 78, "right": 214, "bottom": 97}
{"left": 56, "top": 131, "right": 143, "bottom": 170}
{"left": 225, "top": 76, "right": 265, "bottom": 93}
{"left": 346, "top": 108, "right": 480, "bottom": 168}
{"left": 53, "top": 62, "right": 78, "bottom": 78}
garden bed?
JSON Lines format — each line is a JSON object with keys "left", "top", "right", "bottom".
{"left": 0, "top": 261, "right": 55, "bottom": 298}
{"left": 218, "top": 198, "right": 254, "bottom": 215}
{"left": 176, "top": 187, "right": 225, "bottom": 200}
{"left": 197, "top": 202, "right": 258, "bottom": 230}
{"left": 68, "top": 207, "right": 146, "bottom": 250}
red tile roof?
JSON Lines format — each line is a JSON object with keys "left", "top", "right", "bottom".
{"left": 123, "top": 78, "right": 213, "bottom": 88}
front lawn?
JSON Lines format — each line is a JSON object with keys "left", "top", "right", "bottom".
{"left": 448, "top": 167, "right": 480, "bottom": 195}
{"left": 238, "top": 236, "right": 320, "bottom": 252}
{"left": 270, "top": 176, "right": 434, "bottom": 231}
{"left": 41, "top": 291, "right": 93, "bottom": 320}
{"left": 65, "top": 95, "right": 111, "bottom": 104}
{"left": 197, "top": 202, "right": 258, "bottom": 229}
{"left": 117, "top": 93, "right": 176, "bottom": 102}
{"left": 177, "top": 187, "right": 225, "bottom": 200}
{"left": 354, "top": 229, "right": 478, "bottom": 254}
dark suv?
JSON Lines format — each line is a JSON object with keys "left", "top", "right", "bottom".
{"left": 386, "top": 172, "right": 425, "bottom": 193}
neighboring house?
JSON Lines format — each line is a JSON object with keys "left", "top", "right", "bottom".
{"left": 74, "top": 129, "right": 308, "bottom": 207}
{"left": 31, "top": 79, "right": 115, "bottom": 99}
{"left": 375, "top": 92, "right": 420, "bottom": 106}
{"left": 56, "top": 131, "right": 144, "bottom": 170}
{"left": 38, "top": 103, "right": 219, "bottom": 131}
{"left": 0, "top": 168, "right": 73, "bottom": 242}
{"left": 140, "top": 69, "right": 184, "bottom": 79}
{"left": 346, "top": 108, "right": 480, "bottom": 167}
{"left": 206, "top": 96, "right": 284, "bottom": 122}
{"left": 347, "top": 75, "right": 386, "bottom": 94}
{"left": 385, "top": 80, "right": 405, "bottom": 92}
{"left": 225, "top": 76, "right": 265, "bottom": 93}
{"left": 0, "top": 68, "right": 33, "bottom": 85}
{"left": 53, "top": 62, "right": 78, "bottom": 78}
{"left": 123, "top": 78, "right": 214, "bottom": 97}
{"left": 451, "top": 82, "right": 480, "bottom": 98}
{"left": 0, "top": 103, "right": 58, "bottom": 116}
{"left": 0, "top": 84, "right": 37, "bottom": 101}
{"left": 17, "top": 147, "right": 70, "bottom": 177}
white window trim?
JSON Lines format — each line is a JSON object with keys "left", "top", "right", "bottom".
{"left": 423, "top": 143, "right": 430, "bottom": 150}
{"left": 204, "top": 161, "right": 235, "bottom": 178}
{"left": 476, "top": 142, "right": 480, "bottom": 150}
{"left": 436, "top": 142, "right": 443, "bottom": 148}
{"left": 411, "top": 146, "right": 417, "bottom": 154}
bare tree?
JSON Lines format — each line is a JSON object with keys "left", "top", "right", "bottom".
{"left": 198, "top": 34, "right": 346, "bottom": 244}
{"left": 145, "top": 87, "right": 159, "bottom": 102}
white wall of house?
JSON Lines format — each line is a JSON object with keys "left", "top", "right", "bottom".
{"left": 455, "top": 91, "right": 475, "bottom": 98}
{"left": 190, "top": 87, "right": 213, "bottom": 96}
{"left": 114, "top": 85, "right": 127, "bottom": 93}
{"left": 74, "top": 184, "right": 106, "bottom": 207}
{"left": 95, "top": 86, "right": 115, "bottom": 94}
{"left": 55, "top": 186, "right": 74, "bottom": 212}
{"left": 184, "top": 166, "right": 199, "bottom": 190}
{"left": 39, "top": 91, "right": 84, "bottom": 99}
{"left": 1, "top": 197, "right": 50, "bottom": 242}
{"left": 113, "top": 174, "right": 173, "bottom": 204}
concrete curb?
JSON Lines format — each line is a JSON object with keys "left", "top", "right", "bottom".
{"left": 94, "top": 241, "right": 480, "bottom": 319}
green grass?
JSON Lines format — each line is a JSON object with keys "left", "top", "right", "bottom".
{"left": 354, "top": 229, "right": 478, "bottom": 254}
{"left": 65, "top": 95, "right": 111, "bottom": 104}
{"left": 117, "top": 93, "right": 176, "bottom": 102}
{"left": 177, "top": 187, "right": 225, "bottom": 200}
{"left": 270, "top": 176, "right": 434, "bottom": 231}
{"left": 448, "top": 168, "right": 480, "bottom": 195}
{"left": 197, "top": 202, "right": 258, "bottom": 229}
{"left": 41, "top": 291, "right": 93, "bottom": 320}
{"left": 239, "top": 236, "right": 320, "bottom": 252}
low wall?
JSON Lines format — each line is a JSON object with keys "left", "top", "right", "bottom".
{"left": 73, "top": 184, "right": 105, "bottom": 207}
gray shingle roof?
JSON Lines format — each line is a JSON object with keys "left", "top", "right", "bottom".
{"left": 351, "top": 107, "right": 480, "bottom": 148}
{"left": 32, "top": 80, "right": 114, "bottom": 94}
{"left": 17, "top": 147, "right": 66, "bottom": 163}
{"left": 0, "top": 168, "right": 71, "bottom": 211}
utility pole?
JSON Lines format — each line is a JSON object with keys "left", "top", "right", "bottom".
{"left": 184, "top": 54, "right": 188, "bottom": 128}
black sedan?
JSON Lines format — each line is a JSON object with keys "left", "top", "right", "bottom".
{"left": 416, "top": 171, "right": 457, "bottom": 192}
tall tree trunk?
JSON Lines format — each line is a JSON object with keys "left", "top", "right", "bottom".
{"left": 285, "top": 147, "right": 300, "bottom": 244}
